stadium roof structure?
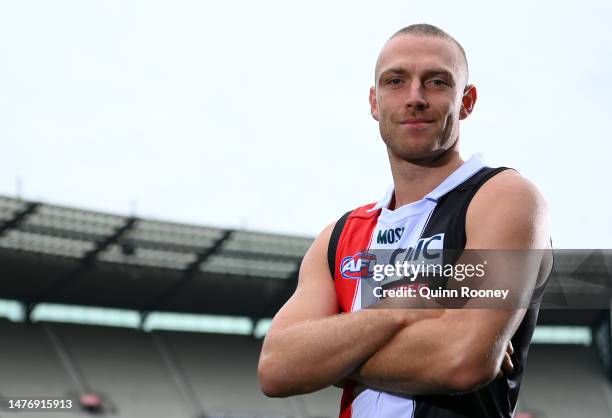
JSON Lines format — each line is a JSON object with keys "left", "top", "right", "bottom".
{"left": 1, "top": 195, "right": 610, "bottom": 328}
{"left": 0, "top": 195, "right": 311, "bottom": 322}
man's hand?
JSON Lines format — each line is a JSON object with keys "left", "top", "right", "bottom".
{"left": 497, "top": 341, "right": 514, "bottom": 379}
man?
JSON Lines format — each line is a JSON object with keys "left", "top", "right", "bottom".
{"left": 258, "top": 24, "right": 552, "bottom": 418}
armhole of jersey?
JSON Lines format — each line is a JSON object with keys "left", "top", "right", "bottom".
{"left": 531, "top": 237, "right": 554, "bottom": 304}
{"left": 461, "top": 167, "right": 552, "bottom": 306}
{"left": 327, "top": 211, "right": 351, "bottom": 280}
{"left": 455, "top": 166, "right": 514, "bottom": 243}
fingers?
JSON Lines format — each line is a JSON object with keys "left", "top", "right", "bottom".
{"left": 497, "top": 341, "right": 516, "bottom": 379}
{"left": 501, "top": 351, "right": 514, "bottom": 375}
{"left": 333, "top": 379, "right": 347, "bottom": 388}
{"left": 334, "top": 376, "right": 355, "bottom": 388}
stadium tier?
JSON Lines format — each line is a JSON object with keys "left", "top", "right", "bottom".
{"left": 1, "top": 194, "right": 612, "bottom": 417}
{"left": 1, "top": 194, "right": 611, "bottom": 325}
{"left": 0, "top": 195, "right": 313, "bottom": 319}
{"left": 0, "top": 319, "right": 610, "bottom": 418}
{"left": 0, "top": 319, "right": 341, "bottom": 418}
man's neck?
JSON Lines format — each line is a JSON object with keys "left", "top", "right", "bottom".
{"left": 388, "top": 149, "right": 464, "bottom": 210}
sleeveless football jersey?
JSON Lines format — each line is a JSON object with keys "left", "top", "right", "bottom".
{"left": 330, "top": 155, "right": 547, "bottom": 418}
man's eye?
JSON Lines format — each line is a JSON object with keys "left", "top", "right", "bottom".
{"left": 429, "top": 79, "right": 447, "bottom": 86}
{"left": 388, "top": 78, "right": 403, "bottom": 85}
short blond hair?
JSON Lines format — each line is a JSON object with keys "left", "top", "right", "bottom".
{"left": 390, "top": 24, "right": 469, "bottom": 82}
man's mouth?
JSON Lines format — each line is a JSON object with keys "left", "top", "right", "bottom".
{"left": 399, "top": 118, "right": 435, "bottom": 128}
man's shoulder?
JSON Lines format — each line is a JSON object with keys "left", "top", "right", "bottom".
{"left": 344, "top": 202, "right": 379, "bottom": 219}
{"left": 472, "top": 169, "right": 548, "bottom": 212}
{"left": 466, "top": 169, "right": 550, "bottom": 248}
{"left": 324, "top": 202, "right": 380, "bottom": 243}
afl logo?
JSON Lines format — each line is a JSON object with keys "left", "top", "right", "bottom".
{"left": 340, "top": 252, "right": 377, "bottom": 279}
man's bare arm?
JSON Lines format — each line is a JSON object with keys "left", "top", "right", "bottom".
{"left": 350, "top": 171, "right": 551, "bottom": 395}
{"left": 258, "top": 222, "right": 443, "bottom": 397}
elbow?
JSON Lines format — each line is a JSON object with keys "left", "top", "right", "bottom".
{"left": 259, "top": 377, "right": 289, "bottom": 398}
{"left": 258, "top": 354, "right": 297, "bottom": 398}
{"left": 258, "top": 356, "right": 285, "bottom": 397}
{"left": 259, "top": 379, "right": 285, "bottom": 398}
{"left": 258, "top": 371, "right": 279, "bottom": 398}
{"left": 447, "top": 353, "right": 499, "bottom": 393}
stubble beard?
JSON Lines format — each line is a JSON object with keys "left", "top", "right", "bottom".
{"left": 380, "top": 118, "right": 457, "bottom": 166}
{"left": 379, "top": 123, "right": 455, "bottom": 165}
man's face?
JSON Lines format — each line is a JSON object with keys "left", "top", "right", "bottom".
{"left": 370, "top": 34, "right": 475, "bottom": 162}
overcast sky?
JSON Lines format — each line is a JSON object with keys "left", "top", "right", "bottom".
{"left": 1, "top": 0, "right": 610, "bottom": 248}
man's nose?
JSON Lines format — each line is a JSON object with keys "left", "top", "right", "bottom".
{"left": 405, "top": 82, "right": 428, "bottom": 111}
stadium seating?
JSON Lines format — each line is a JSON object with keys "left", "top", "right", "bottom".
{"left": 1, "top": 194, "right": 611, "bottom": 417}
{"left": 519, "top": 344, "right": 612, "bottom": 418}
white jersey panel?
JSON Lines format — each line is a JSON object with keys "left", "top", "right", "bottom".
{"left": 349, "top": 154, "right": 486, "bottom": 418}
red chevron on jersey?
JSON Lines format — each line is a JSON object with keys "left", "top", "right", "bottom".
{"left": 333, "top": 202, "right": 379, "bottom": 313}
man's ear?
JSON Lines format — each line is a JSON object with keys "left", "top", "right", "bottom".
{"left": 460, "top": 85, "right": 477, "bottom": 120}
{"left": 369, "top": 86, "right": 379, "bottom": 121}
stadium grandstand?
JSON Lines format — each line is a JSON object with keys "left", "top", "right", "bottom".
{"left": 0, "top": 194, "right": 611, "bottom": 417}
